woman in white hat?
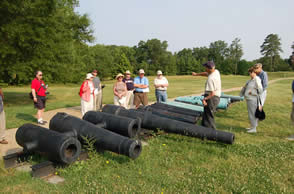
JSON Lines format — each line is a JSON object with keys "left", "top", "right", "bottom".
{"left": 154, "top": 70, "right": 169, "bottom": 102}
{"left": 79, "top": 73, "right": 95, "bottom": 116}
{"left": 113, "top": 73, "right": 127, "bottom": 108}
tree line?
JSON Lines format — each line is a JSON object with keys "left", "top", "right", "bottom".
{"left": 1, "top": 0, "right": 293, "bottom": 85}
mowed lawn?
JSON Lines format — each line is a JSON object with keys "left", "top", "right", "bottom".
{"left": 0, "top": 73, "right": 294, "bottom": 193}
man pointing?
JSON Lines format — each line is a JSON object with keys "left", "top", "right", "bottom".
{"left": 192, "top": 61, "right": 221, "bottom": 129}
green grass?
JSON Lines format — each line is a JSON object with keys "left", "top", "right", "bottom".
{"left": 0, "top": 73, "right": 294, "bottom": 193}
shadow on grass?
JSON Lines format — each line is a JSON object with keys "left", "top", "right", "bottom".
{"left": 16, "top": 113, "right": 36, "bottom": 122}
{"left": 159, "top": 133, "right": 231, "bottom": 148}
{"left": 5, "top": 92, "right": 33, "bottom": 106}
{"left": 217, "top": 122, "right": 245, "bottom": 133}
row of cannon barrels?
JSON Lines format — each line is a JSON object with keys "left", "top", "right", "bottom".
{"left": 15, "top": 103, "right": 235, "bottom": 166}
{"left": 16, "top": 113, "right": 142, "bottom": 165}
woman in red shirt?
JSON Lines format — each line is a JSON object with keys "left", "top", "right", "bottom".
{"left": 31, "top": 70, "right": 47, "bottom": 125}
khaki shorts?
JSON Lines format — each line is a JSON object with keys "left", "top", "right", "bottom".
{"left": 134, "top": 92, "right": 148, "bottom": 106}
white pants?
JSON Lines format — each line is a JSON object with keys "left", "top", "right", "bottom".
{"left": 0, "top": 110, "right": 6, "bottom": 141}
{"left": 114, "top": 96, "right": 127, "bottom": 108}
{"left": 125, "top": 90, "right": 135, "bottom": 109}
{"left": 94, "top": 90, "right": 102, "bottom": 111}
{"left": 81, "top": 95, "right": 94, "bottom": 116}
{"left": 260, "top": 90, "right": 267, "bottom": 106}
{"left": 246, "top": 99, "right": 258, "bottom": 130}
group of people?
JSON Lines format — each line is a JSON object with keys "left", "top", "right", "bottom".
{"left": 192, "top": 62, "right": 268, "bottom": 133}
{"left": 79, "top": 68, "right": 169, "bottom": 115}
{"left": 112, "top": 69, "right": 169, "bottom": 109}
{"left": 0, "top": 61, "right": 289, "bottom": 145}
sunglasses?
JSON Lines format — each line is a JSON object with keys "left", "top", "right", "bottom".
{"left": 38, "top": 74, "right": 43, "bottom": 76}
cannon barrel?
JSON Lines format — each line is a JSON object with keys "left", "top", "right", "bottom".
{"left": 150, "top": 102, "right": 202, "bottom": 117}
{"left": 16, "top": 124, "right": 81, "bottom": 164}
{"left": 136, "top": 106, "right": 200, "bottom": 124}
{"left": 83, "top": 111, "right": 141, "bottom": 138}
{"left": 50, "top": 112, "right": 142, "bottom": 159}
{"left": 102, "top": 105, "right": 234, "bottom": 144}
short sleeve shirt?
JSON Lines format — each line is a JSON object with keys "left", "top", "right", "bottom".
{"left": 31, "top": 78, "right": 46, "bottom": 96}
{"left": 123, "top": 78, "right": 134, "bottom": 91}
{"left": 93, "top": 77, "right": 101, "bottom": 90}
{"left": 134, "top": 76, "right": 149, "bottom": 92}
{"left": 258, "top": 71, "right": 268, "bottom": 90}
{"left": 154, "top": 77, "right": 168, "bottom": 90}
{"left": 205, "top": 69, "right": 221, "bottom": 97}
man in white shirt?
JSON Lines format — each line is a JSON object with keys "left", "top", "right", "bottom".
{"left": 192, "top": 61, "right": 221, "bottom": 129}
{"left": 154, "top": 70, "right": 169, "bottom": 102}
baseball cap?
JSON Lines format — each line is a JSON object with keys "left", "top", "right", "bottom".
{"left": 139, "top": 69, "right": 145, "bottom": 74}
{"left": 125, "top": 70, "right": 131, "bottom": 74}
{"left": 202, "top": 61, "right": 215, "bottom": 69}
{"left": 157, "top": 70, "right": 162, "bottom": 75}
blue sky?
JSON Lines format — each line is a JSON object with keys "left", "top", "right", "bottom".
{"left": 76, "top": 0, "right": 293, "bottom": 60}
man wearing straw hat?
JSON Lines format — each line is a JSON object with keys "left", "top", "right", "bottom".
{"left": 154, "top": 70, "right": 169, "bottom": 102}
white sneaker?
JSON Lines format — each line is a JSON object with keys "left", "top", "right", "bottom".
{"left": 246, "top": 127, "right": 252, "bottom": 130}
{"left": 286, "top": 135, "right": 294, "bottom": 141}
{"left": 247, "top": 128, "right": 257, "bottom": 133}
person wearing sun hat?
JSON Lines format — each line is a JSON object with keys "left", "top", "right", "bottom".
{"left": 154, "top": 70, "right": 169, "bottom": 102}
{"left": 134, "top": 69, "right": 149, "bottom": 108}
{"left": 113, "top": 73, "right": 128, "bottom": 108}
{"left": 123, "top": 70, "right": 135, "bottom": 109}
{"left": 192, "top": 61, "right": 221, "bottom": 129}
{"left": 79, "top": 73, "right": 95, "bottom": 115}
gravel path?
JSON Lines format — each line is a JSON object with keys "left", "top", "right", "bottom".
{"left": 1, "top": 77, "right": 293, "bottom": 157}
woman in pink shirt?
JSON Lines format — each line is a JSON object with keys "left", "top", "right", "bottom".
{"left": 79, "top": 73, "right": 95, "bottom": 116}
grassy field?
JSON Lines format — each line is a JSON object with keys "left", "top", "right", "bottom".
{"left": 3, "top": 72, "right": 292, "bottom": 129}
{"left": 0, "top": 73, "right": 294, "bottom": 193}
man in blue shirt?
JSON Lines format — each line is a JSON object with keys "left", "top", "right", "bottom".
{"left": 133, "top": 69, "right": 149, "bottom": 108}
{"left": 254, "top": 63, "right": 268, "bottom": 106}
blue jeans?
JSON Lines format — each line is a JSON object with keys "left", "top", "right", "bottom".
{"left": 155, "top": 90, "right": 167, "bottom": 103}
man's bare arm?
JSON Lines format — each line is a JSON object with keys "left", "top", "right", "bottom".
{"left": 192, "top": 72, "right": 208, "bottom": 77}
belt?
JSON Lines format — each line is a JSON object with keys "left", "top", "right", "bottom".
{"left": 134, "top": 91, "right": 143, "bottom": 93}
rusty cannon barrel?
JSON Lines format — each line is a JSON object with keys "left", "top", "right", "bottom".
{"left": 137, "top": 106, "right": 200, "bottom": 124}
{"left": 102, "top": 105, "right": 235, "bottom": 144}
{"left": 16, "top": 124, "right": 81, "bottom": 164}
{"left": 50, "top": 112, "right": 142, "bottom": 159}
{"left": 150, "top": 102, "right": 202, "bottom": 117}
{"left": 83, "top": 111, "right": 141, "bottom": 138}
